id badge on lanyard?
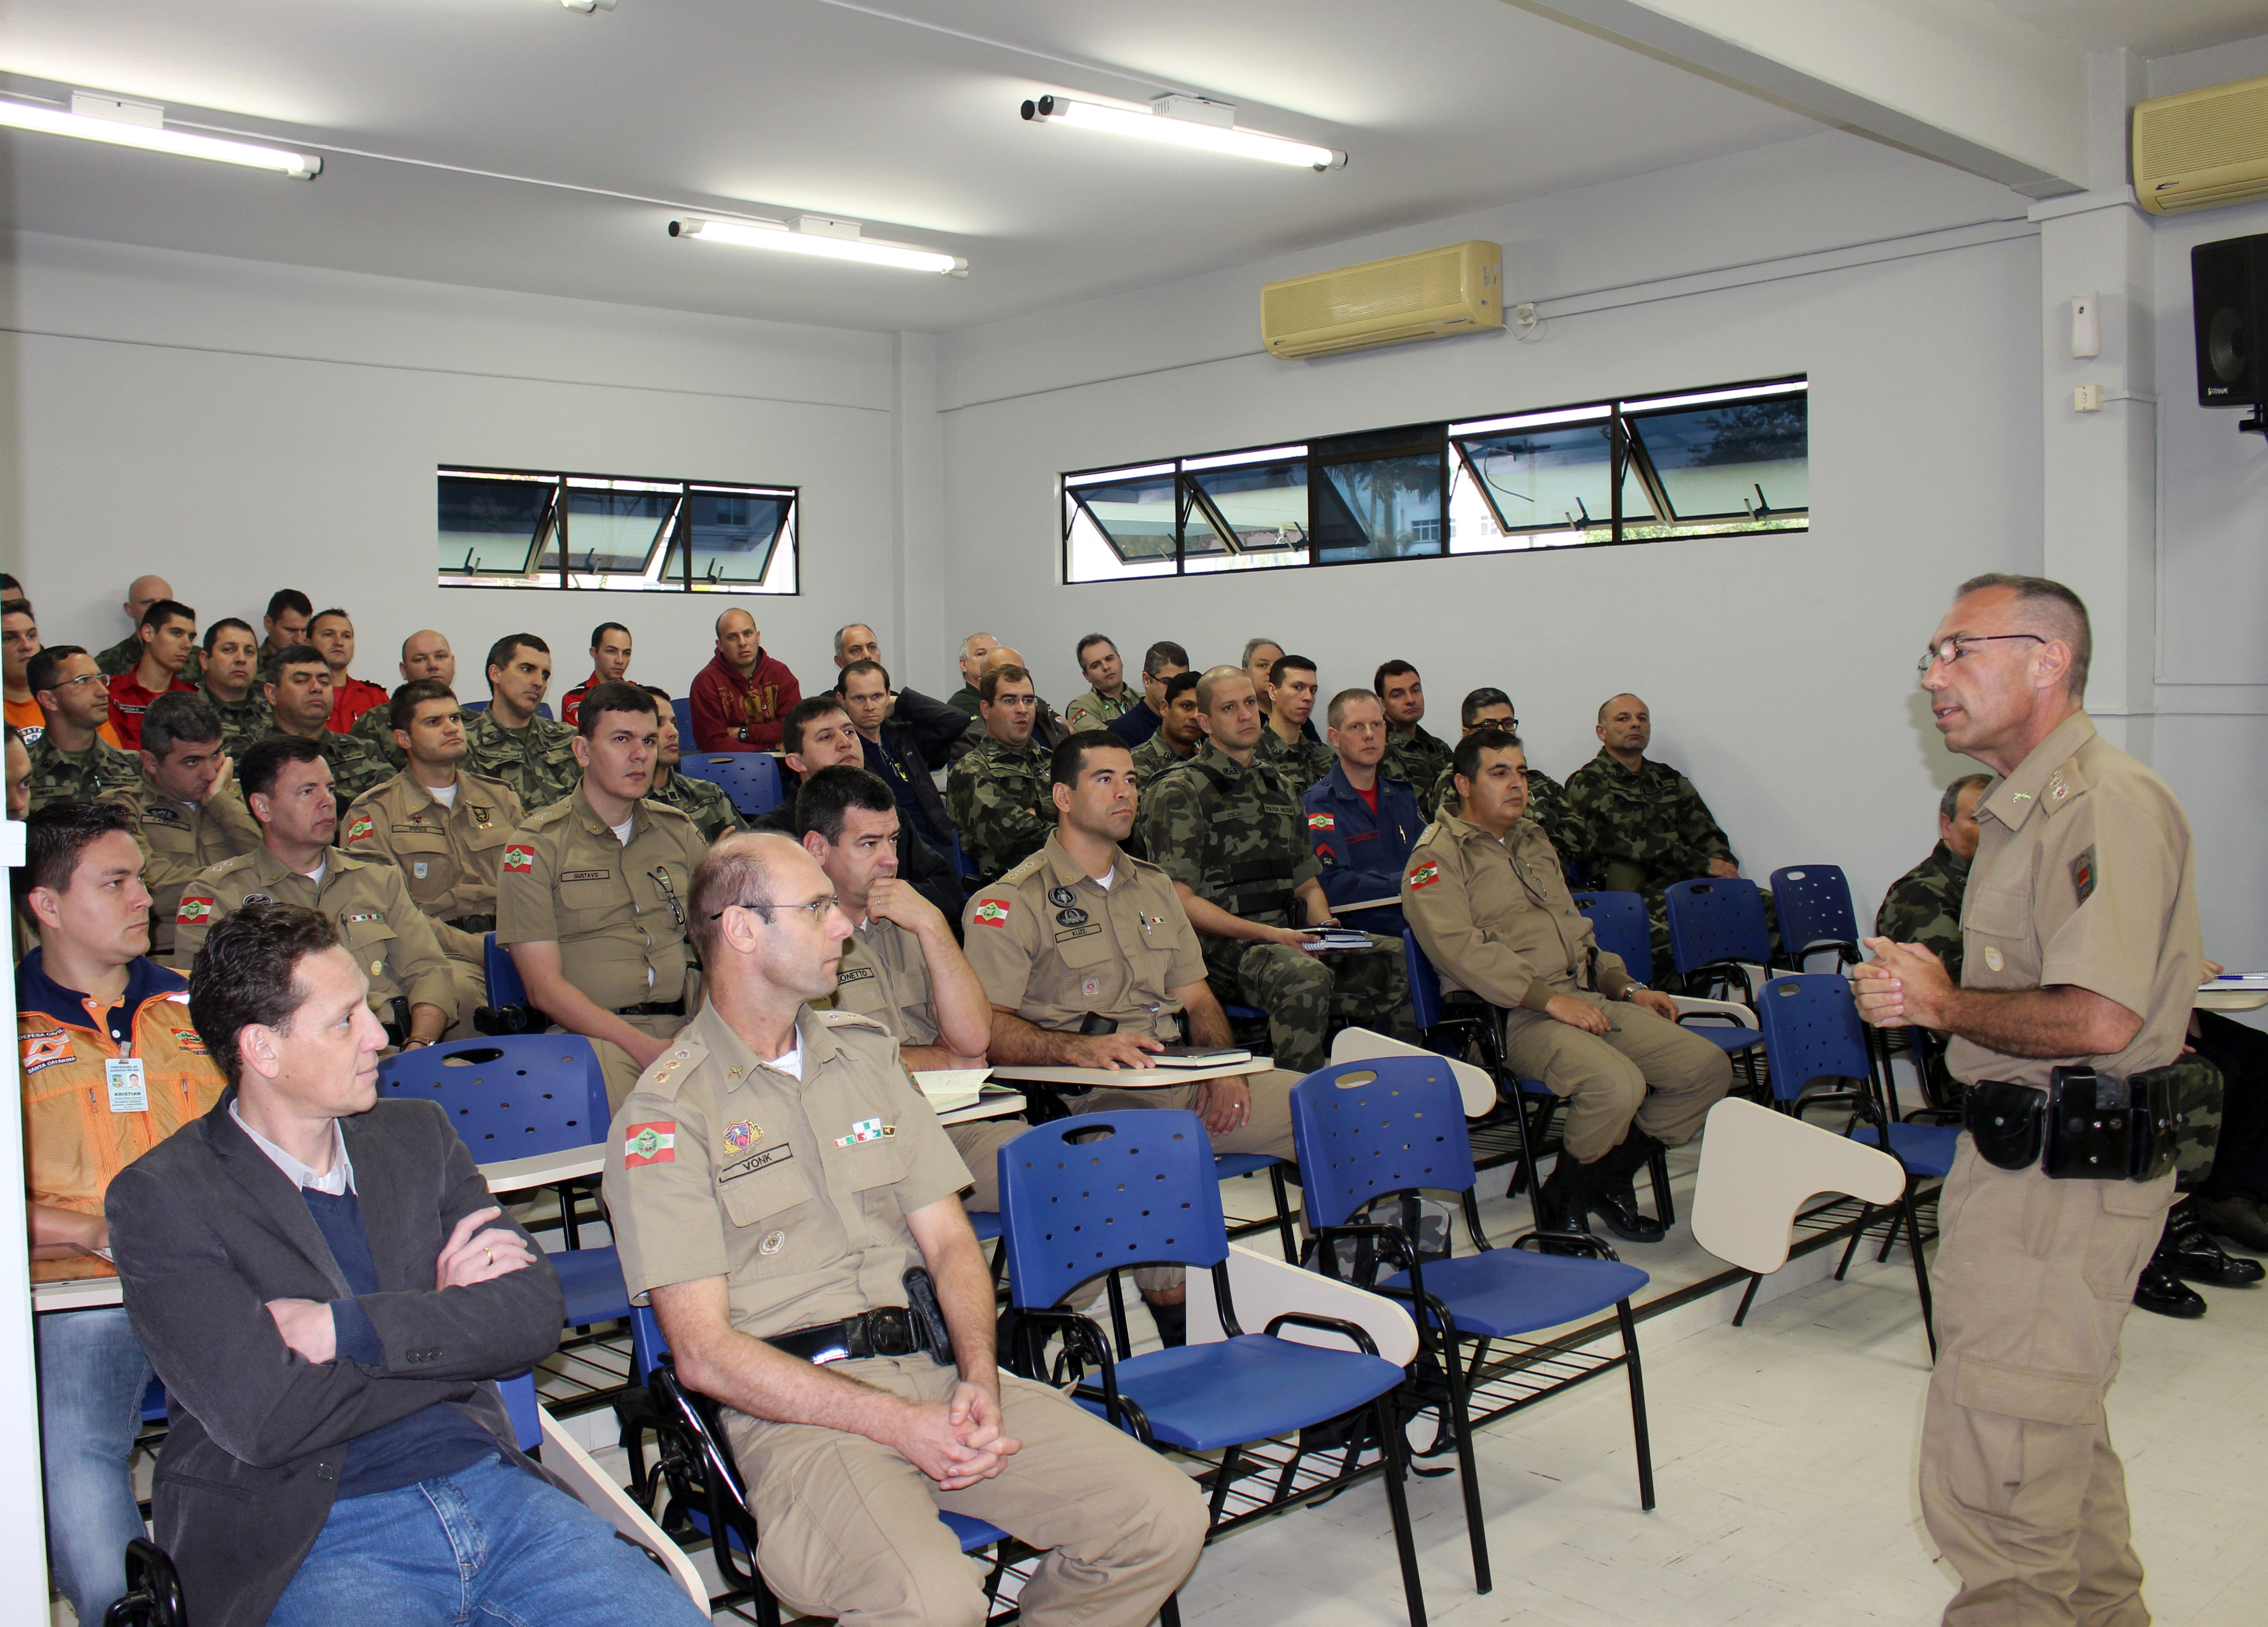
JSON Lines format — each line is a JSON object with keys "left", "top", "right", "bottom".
{"left": 105, "top": 1055, "right": 149, "bottom": 1113}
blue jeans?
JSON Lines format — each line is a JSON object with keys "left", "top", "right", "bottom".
{"left": 266, "top": 1451, "right": 708, "bottom": 1627}
{"left": 35, "top": 1305, "right": 154, "bottom": 1624}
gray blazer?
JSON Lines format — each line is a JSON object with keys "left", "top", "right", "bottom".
{"left": 105, "top": 1091, "right": 567, "bottom": 1627}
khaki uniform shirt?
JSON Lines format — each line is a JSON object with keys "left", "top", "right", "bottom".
{"left": 963, "top": 834, "right": 1206, "bottom": 1042}
{"left": 172, "top": 846, "right": 458, "bottom": 1021}
{"left": 98, "top": 771, "right": 264, "bottom": 959}
{"left": 494, "top": 788, "right": 708, "bottom": 1012}
{"left": 821, "top": 917, "right": 939, "bottom": 1045}
{"left": 1401, "top": 810, "right": 1633, "bottom": 1013}
{"left": 1065, "top": 686, "right": 1136, "bottom": 732}
{"left": 1947, "top": 711, "right": 2201, "bottom": 1089}
{"left": 607, "top": 1004, "right": 973, "bottom": 1338}
{"left": 342, "top": 769, "right": 524, "bottom": 963}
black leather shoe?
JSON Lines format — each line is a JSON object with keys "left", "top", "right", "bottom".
{"left": 2191, "top": 1192, "right": 2268, "bottom": 1254}
{"left": 2161, "top": 1223, "right": 2265, "bottom": 1286}
{"left": 1533, "top": 1158, "right": 1594, "bottom": 1242}
{"left": 2134, "top": 1264, "right": 2207, "bottom": 1319}
{"left": 1587, "top": 1183, "right": 1669, "bottom": 1243}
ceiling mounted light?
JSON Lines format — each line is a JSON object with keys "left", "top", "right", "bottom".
{"left": 1020, "top": 93, "right": 1346, "bottom": 171}
{"left": 669, "top": 215, "right": 967, "bottom": 276}
{"left": 0, "top": 91, "right": 320, "bottom": 179}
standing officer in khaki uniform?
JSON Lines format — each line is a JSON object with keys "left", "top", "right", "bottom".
{"left": 97, "top": 692, "right": 261, "bottom": 960}
{"left": 170, "top": 735, "right": 455, "bottom": 1049}
{"left": 961, "top": 732, "right": 1300, "bottom": 1344}
{"left": 496, "top": 683, "right": 708, "bottom": 1109}
{"left": 342, "top": 679, "right": 524, "bottom": 1036}
{"left": 608, "top": 831, "right": 1206, "bottom": 1627}
{"left": 1856, "top": 574, "right": 2203, "bottom": 1627}
{"left": 1405, "top": 727, "right": 1729, "bottom": 1242}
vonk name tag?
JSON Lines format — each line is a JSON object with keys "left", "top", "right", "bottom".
{"left": 721, "top": 1143, "right": 796, "bottom": 1183}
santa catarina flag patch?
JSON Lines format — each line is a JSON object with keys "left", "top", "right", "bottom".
{"left": 971, "top": 898, "right": 1012, "bottom": 928}
{"left": 1308, "top": 813, "right": 1335, "bottom": 830}
{"left": 622, "top": 1122, "right": 677, "bottom": 1166}
{"left": 502, "top": 845, "right": 535, "bottom": 874}
{"left": 1407, "top": 861, "right": 1442, "bottom": 892}
{"left": 344, "top": 813, "right": 376, "bottom": 843}
{"left": 177, "top": 893, "right": 215, "bottom": 924}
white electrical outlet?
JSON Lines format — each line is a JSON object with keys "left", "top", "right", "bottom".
{"left": 2074, "top": 383, "right": 2103, "bottom": 412}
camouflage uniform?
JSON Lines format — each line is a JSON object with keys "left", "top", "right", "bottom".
{"left": 1875, "top": 839, "right": 1971, "bottom": 1105}
{"left": 464, "top": 709, "right": 582, "bottom": 813}
{"left": 649, "top": 768, "right": 745, "bottom": 844}
{"left": 1564, "top": 749, "right": 1739, "bottom": 961}
{"left": 97, "top": 634, "right": 203, "bottom": 686}
{"left": 1130, "top": 731, "right": 1194, "bottom": 787}
{"left": 350, "top": 698, "right": 408, "bottom": 772}
{"left": 255, "top": 715, "right": 395, "bottom": 807}
{"left": 202, "top": 688, "right": 270, "bottom": 756}
{"left": 1426, "top": 761, "right": 1588, "bottom": 864}
{"left": 27, "top": 732, "right": 142, "bottom": 812}
{"left": 1139, "top": 741, "right": 1411, "bottom": 1074}
{"left": 1257, "top": 727, "right": 1335, "bottom": 800}
{"left": 945, "top": 735, "right": 1057, "bottom": 883}
{"left": 1382, "top": 723, "right": 1452, "bottom": 792}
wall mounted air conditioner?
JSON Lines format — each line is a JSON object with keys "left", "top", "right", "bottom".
{"left": 1261, "top": 240, "right": 1502, "bottom": 358}
{"left": 2135, "top": 72, "right": 2268, "bottom": 216}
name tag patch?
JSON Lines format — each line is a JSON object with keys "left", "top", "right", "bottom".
{"left": 105, "top": 1057, "right": 148, "bottom": 1113}
{"left": 143, "top": 805, "right": 182, "bottom": 824}
{"left": 1055, "top": 923, "right": 1102, "bottom": 943}
{"left": 559, "top": 870, "right": 611, "bottom": 883}
{"left": 836, "top": 965, "right": 875, "bottom": 985}
{"left": 721, "top": 1143, "right": 795, "bottom": 1182}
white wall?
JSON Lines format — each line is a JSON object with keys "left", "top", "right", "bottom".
{"left": 0, "top": 232, "right": 906, "bottom": 705}
{"left": 936, "top": 131, "right": 2045, "bottom": 927}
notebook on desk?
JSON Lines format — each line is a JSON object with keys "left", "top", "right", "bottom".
{"left": 1147, "top": 1044, "right": 1253, "bottom": 1068}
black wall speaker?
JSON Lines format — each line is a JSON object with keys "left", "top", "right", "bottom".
{"left": 2192, "top": 233, "right": 2268, "bottom": 408}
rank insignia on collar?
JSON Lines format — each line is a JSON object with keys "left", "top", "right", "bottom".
{"left": 2049, "top": 774, "right": 2069, "bottom": 803}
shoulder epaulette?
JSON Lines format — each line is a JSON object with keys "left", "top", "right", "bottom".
{"left": 999, "top": 848, "right": 1049, "bottom": 887}
{"left": 519, "top": 799, "right": 576, "bottom": 832}
{"left": 205, "top": 853, "right": 259, "bottom": 880}
{"left": 633, "top": 1037, "right": 708, "bottom": 1102}
{"left": 816, "top": 1009, "right": 890, "bottom": 1034}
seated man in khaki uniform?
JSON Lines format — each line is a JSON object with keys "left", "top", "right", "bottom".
{"left": 495, "top": 682, "right": 709, "bottom": 1109}
{"left": 609, "top": 831, "right": 1206, "bottom": 1627}
{"left": 343, "top": 679, "right": 525, "bottom": 1036}
{"left": 1403, "top": 727, "right": 1730, "bottom": 1242}
{"left": 959, "top": 732, "right": 1300, "bottom": 1345}
{"left": 170, "top": 734, "right": 455, "bottom": 1050}
{"left": 98, "top": 691, "right": 262, "bottom": 961}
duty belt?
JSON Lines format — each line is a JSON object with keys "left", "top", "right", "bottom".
{"left": 447, "top": 914, "right": 497, "bottom": 934}
{"left": 769, "top": 1307, "right": 933, "bottom": 1365}
{"left": 615, "top": 997, "right": 687, "bottom": 1018}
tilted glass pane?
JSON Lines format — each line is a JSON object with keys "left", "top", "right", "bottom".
{"left": 438, "top": 474, "right": 555, "bottom": 576}
{"left": 1314, "top": 454, "right": 1446, "bottom": 563}
{"left": 1065, "top": 489, "right": 1175, "bottom": 582}
{"left": 681, "top": 491, "right": 793, "bottom": 588}
{"left": 1625, "top": 394, "right": 1808, "bottom": 526}
{"left": 1183, "top": 462, "right": 1308, "bottom": 575}
{"left": 1069, "top": 472, "right": 1179, "bottom": 566}
{"left": 562, "top": 487, "right": 678, "bottom": 574}
{"left": 1448, "top": 455, "right": 1591, "bottom": 554}
{"left": 1452, "top": 422, "right": 1614, "bottom": 539}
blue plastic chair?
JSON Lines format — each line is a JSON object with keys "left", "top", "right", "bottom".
{"left": 483, "top": 932, "right": 532, "bottom": 1019}
{"left": 690, "top": 752, "right": 783, "bottom": 818}
{"left": 1570, "top": 891, "right": 1653, "bottom": 983}
{"left": 1769, "top": 865, "right": 1863, "bottom": 971}
{"left": 1291, "top": 1055, "right": 1655, "bottom": 1593}
{"left": 670, "top": 695, "right": 695, "bottom": 744}
{"left": 1753, "top": 975, "right": 1948, "bottom": 1355}
{"left": 998, "top": 1109, "right": 1430, "bottom": 1626}
{"left": 377, "top": 1034, "right": 627, "bottom": 1329}
{"left": 625, "top": 1305, "right": 1023, "bottom": 1622}
{"left": 499, "top": 1371, "right": 544, "bottom": 1453}
{"left": 1649, "top": 884, "right": 1768, "bottom": 1091}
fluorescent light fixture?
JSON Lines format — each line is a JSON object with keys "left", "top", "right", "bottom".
{"left": 669, "top": 216, "right": 965, "bottom": 276}
{"left": 1021, "top": 94, "right": 1345, "bottom": 171}
{"left": 1451, "top": 405, "right": 1612, "bottom": 437}
{"left": 0, "top": 94, "right": 320, "bottom": 179}
{"left": 1620, "top": 379, "right": 1807, "bottom": 414}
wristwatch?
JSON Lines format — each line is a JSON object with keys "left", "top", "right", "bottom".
{"left": 1620, "top": 983, "right": 1648, "bottom": 1001}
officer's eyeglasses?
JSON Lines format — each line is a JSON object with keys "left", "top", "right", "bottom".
{"left": 713, "top": 893, "right": 839, "bottom": 923}
{"left": 1916, "top": 633, "right": 2044, "bottom": 678}
{"left": 49, "top": 672, "right": 105, "bottom": 692}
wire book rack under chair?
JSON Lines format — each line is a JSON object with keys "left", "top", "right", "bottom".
{"left": 1289, "top": 1056, "right": 1658, "bottom": 1597}
{"left": 996, "top": 1109, "right": 1435, "bottom": 1627}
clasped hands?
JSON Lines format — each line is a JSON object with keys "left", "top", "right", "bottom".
{"left": 893, "top": 1380, "right": 1022, "bottom": 1489}
{"left": 265, "top": 1207, "right": 536, "bottom": 1364}
{"left": 1851, "top": 936, "right": 1956, "bottom": 1029}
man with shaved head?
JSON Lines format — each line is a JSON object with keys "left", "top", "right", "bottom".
{"left": 833, "top": 622, "right": 966, "bottom": 765}
{"left": 96, "top": 574, "right": 203, "bottom": 685}
{"left": 1564, "top": 691, "right": 1742, "bottom": 959}
{"left": 608, "top": 831, "right": 1205, "bottom": 1625}
{"left": 351, "top": 629, "right": 459, "bottom": 770}
{"left": 692, "top": 607, "right": 801, "bottom": 753}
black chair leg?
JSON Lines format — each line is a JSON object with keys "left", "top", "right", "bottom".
{"left": 1732, "top": 1273, "right": 1762, "bottom": 1327}
{"left": 1902, "top": 1192, "right": 1939, "bottom": 1361}
{"left": 1104, "top": 1271, "right": 1133, "bottom": 1361}
{"left": 1373, "top": 1393, "right": 1430, "bottom": 1627}
{"left": 1836, "top": 1214, "right": 1869, "bottom": 1281}
{"left": 1617, "top": 1299, "right": 1656, "bottom": 1512}
{"left": 1648, "top": 1147, "right": 1675, "bottom": 1229}
{"left": 1434, "top": 1320, "right": 1491, "bottom": 1594}
{"left": 1268, "top": 1164, "right": 1298, "bottom": 1263}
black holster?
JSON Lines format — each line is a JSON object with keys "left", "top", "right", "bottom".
{"left": 902, "top": 1267, "right": 955, "bottom": 1366}
{"left": 1966, "top": 1060, "right": 2224, "bottom": 1183}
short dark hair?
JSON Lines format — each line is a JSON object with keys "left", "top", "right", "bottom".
{"left": 1267, "top": 654, "right": 1315, "bottom": 687}
{"left": 837, "top": 658, "right": 891, "bottom": 693}
{"left": 265, "top": 644, "right": 328, "bottom": 685}
{"left": 639, "top": 682, "right": 671, "bottom": 701}
{"left": 1075, "top": 633, "right": 1116, "bottom": 665}
{"left": 979, "top": 664, "right": 1033, "bottom": 705}
{"left": 1955, "top": 572, "right": 2092, "bottom": 696}
{"left": 1452, "top": 725, "right": 1524, "bottom": 786}
{"left": 1161, "top": 670, "right": 1201, "bottom": 706}
{"left": 1141, "top": 641, "right": 1188, "bottom": 679}
{"left": 389, "top": 678, "right": 457, "bottom": 733}
{"left": 485, "top": 634, "right": 549, "bottom": 684}
{"left": 141, "top": 693, "right": 223, "bottom": 759}
{"left": 1374, "top": 659, "right": 1419, "bottom": 695}
{"left": 591, "top": 621, "right": 630, "bottom": 648}
{"left": 265, "top": 589, "right": 313, "bottom": 622}
{"left": 1940, "top": 773, "right": 1992, "bottom": 824}
{"left": 238, "top": 734, "right": 326, "bottom": 804}
{"left": 309, "top": 607, "right": 352, "bottom": 635}
{"left": 2, "top": 603, "right": 32, "bottom": 625}
{"left": 203, "top": 617, "right": 254, "bottom": 653}
{"left": 576, "top": 681, "right": 658, "bottom": 739}
{"left": 795, "top": 764, "right": 896, "bottom": 843}
{"left": 1460, "top": 687, "right": 1514, "bottom": 728}
{"left": 1051, "top": 729, "right": 1131, "bottom": 789}
{"left": 188, "top": 902, "right": 341, "bottom": 1088}
{"left": 27, "top": 646, "right": 87, "bottom": 697}
{"left": 19, "top": 801, "right": 138, "bottom": 913}
{"left": 782, "top": 695, "right": 849, "bottom": 758}
{"left": 140, "top": 599, "right": 195, "bottom": 632}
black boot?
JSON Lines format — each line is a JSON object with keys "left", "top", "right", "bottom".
{"left": 2160, "top": 1214, "right": 2265, "bottom": 1286}
{"left": 1147, "top": 1299, "right": 1187, "bottom": 1348}
{"left": 1587, "top": 1135, "right": 1668, "bottom": 1244}
{"left": 2134, "top": 1263, "right": 2207, "bottom": 1318}
{"left": 1535, "top": 1156, "right": 1594, "bottom": 1242}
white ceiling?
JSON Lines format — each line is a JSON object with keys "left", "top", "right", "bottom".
{"left": 1983, "top": 0, "right": 2268, "bottom": 59}
{"left": 0, "top": 0, "right": 1823, "bottom": 332}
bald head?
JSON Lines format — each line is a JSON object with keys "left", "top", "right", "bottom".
{"left": 1595, "top": 693, "right": 1651, "bottom": 761}
{"left": 1597, "top": 692, "right": 1643, "bottom": 725}
{"left": 715, "top": 609, "right": 760, "bottom": 674}
{"left": 126, "top": 576, "right": 172, "bottom": 626}
{"left": 398, "top": 629, "right": 455, "bottom": 685}
{"left": 688, "top": 831, "right": 848, "bottom": 1001}
{"left": 1194, "top": 664, "right": 1252, "bottom": 715}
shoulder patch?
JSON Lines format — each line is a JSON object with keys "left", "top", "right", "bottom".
{"left": 1407, "top": 859, "right": 1443, "bottom": 892}
{"left": 1307, "top": 812, "right": 1335, "bottom": 830}
{"left": 176, "top": 893, "right": 216, "bottom": 924}
{"left": 344, "top": 812, "right": 377, "bottom": 844}
{"left": 634, "top": 1040, "right": 708, "bottom": 1101}
{"left": 971, "top": 897, "right": 1013, "bottom": 928}
{"left": 2071, "top": 845, "right": 2097, "bottom": 905}
{"left": 999, "top": 849, "right": 1049, "bottom": 886}
{"left": 502, "top": 845, "right": 536, "bottom": 874}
